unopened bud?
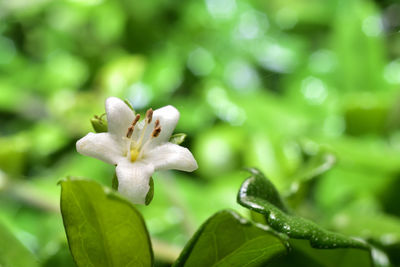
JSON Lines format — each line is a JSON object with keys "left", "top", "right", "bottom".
{"left": 90, "top": 114, "right": 108, "bottom": 133}
{"left": 169, "top": 133, "right": 186, "bottom": 145}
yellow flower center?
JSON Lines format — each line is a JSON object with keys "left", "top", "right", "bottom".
{"left": 130, "top": 148, "right": 140, "bottom": 162}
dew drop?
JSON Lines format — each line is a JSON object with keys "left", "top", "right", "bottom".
{"left": 283, "top": 224, "right": 291, "bottom": 231}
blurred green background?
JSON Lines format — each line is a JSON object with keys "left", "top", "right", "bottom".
{"left": 1, "top": 0, "right": 400, "bottom": 265}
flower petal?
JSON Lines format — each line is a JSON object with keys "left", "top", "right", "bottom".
{"left": 116, "top": 158, "right": 155, "bottom": 205}
{"left": 105, "top": 97, "right": 135, "bottom": 137}
{"left": 144, "top": 143, "right": 198, "bottom": 172}
{"left": 142, "top": 105, "right": 180, "bottom": 147}
{"left": 76, "top": 133, "right": 123, "bottom": 164}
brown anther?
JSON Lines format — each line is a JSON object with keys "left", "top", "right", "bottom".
{"left": 152, "top": 126, "right": 161, "bottom": 138}
{"left": 146, "top": 108, "right": 153, "bottom": 124}
{"left": 126, "top": 114, "right": 141, "bottom": 138}
{"left": 132, "top": 114, "right": 141, "bottom": 126}
{"left": 126, "top": 126, "right": 134, "bottom": 138}
{"left": 154, "top": 119, "right": 160, "bottom": 128}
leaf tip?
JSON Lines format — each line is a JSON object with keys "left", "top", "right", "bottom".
{"left": 243, "top": 167, "right": 263, "bottom": 176}
{"left": 57, "top": 176, "right": 71, "bottom": 186}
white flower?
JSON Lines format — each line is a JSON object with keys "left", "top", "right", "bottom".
{"left": 76, "top": 97, "right": 198, "bottom": 204}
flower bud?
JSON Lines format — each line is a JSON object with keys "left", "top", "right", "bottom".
{"left": 90, "top": 114, "right": 108, "bottom": 133}
{"left": 169, "top": 133, "right": 187, "bottom": 145}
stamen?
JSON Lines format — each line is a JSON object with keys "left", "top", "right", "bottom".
{"left": 126, "top": 108, "right": 160, "bottom": 162}
{"left": 126, "top": 114, "right": 141, "bottom": 138}
{"left": 146, "top": 108, "right": 153, "bottom": 124}
{"left": 152, "top": 125, "right": 161, "bottom": 138}
{"left": 132, "top": 114, "right": 141, "bottom": 126}
{"left": 138, "top": 120, "right": 161, "bottom": 159}
{"left": 126, "top": 127, "right": 134, "bottom": 138}
{"left": 136, "top": 111, "right": 151, "bottom": 148}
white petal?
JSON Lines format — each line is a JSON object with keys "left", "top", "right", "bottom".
{"left": 142, "top": 105, "right": 180, "bottom": 146}
{"left": 105, "top": 97, "right": 135, "bottom": 137}
{"left": 144, "top": 143, "right": 198, "bottom": 172}
{"left": 116, "top": 158, "right": 155, "bottom": 205}
{"left": 76, "top": 133, "right": 123, "bottom": 164}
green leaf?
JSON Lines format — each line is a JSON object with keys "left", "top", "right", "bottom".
{"left": 169, "top": 133, "right": 187, "bottom": 145}
{"left": 60, "top": 178, "right": 153, "bottom": 267}
{"left": 237, "top": 168, "right": 376, "bottom": 266}
{"left": 0, "top": 219, "right": 39, "bottom": 267}
{"left": 173, "top": 210, "right": 288, "bottom": 267}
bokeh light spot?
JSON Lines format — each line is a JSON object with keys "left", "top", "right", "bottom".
{"left": 301, "top": 76, "right": 328, "bottom": 105}
{"left": 309, "top": 50, "right": 337, "bottom": 74}
{"left": 384, "top": 59, "right": 400, "bottom": 84}
{"left": 224, "top": 60, "right": 259, "bottom": 92}
{"left": 187, "top": 47, "right": 215, "bottom": 76}
{"left": 128, "top": 82, "right": 153, "bottom": 109}
{"left": 362, "top": 15, "right": 383, "bottom": 37}
{"left": 276, "top": 8, "right": 298, "bottom": 30}
{"left": 205, "top": 0, "right": 236, "bottom": 18}
{"left": 237, "top": 11, "right": 268, "bottom": 39}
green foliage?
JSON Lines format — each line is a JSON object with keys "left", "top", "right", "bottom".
{"left": 1, "top": 0, "right": 400, "bottom": 265}
{"left": 59, "top": 178, "right": 153, "bottom": 267}
{"left": 173, "top": 210, "right": 288, "bottom": 267}
{"left": 0, "top": 219, "right": 39, "bottom": 267}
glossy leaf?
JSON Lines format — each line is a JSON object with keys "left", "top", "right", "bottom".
{"left": 173, "top": 210, "right": 288, "bottom": 267}
{"left": 60, "top": 178, "right": 153, "bottom": 267}
{"left": 237, "top": 168, "right": 370, "bottom": 250}
{"left": 237, "top": 169, "right": 378, "bottom": 266}
{"left": 0, "top": 219, "right": 39, "bottom": 267}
